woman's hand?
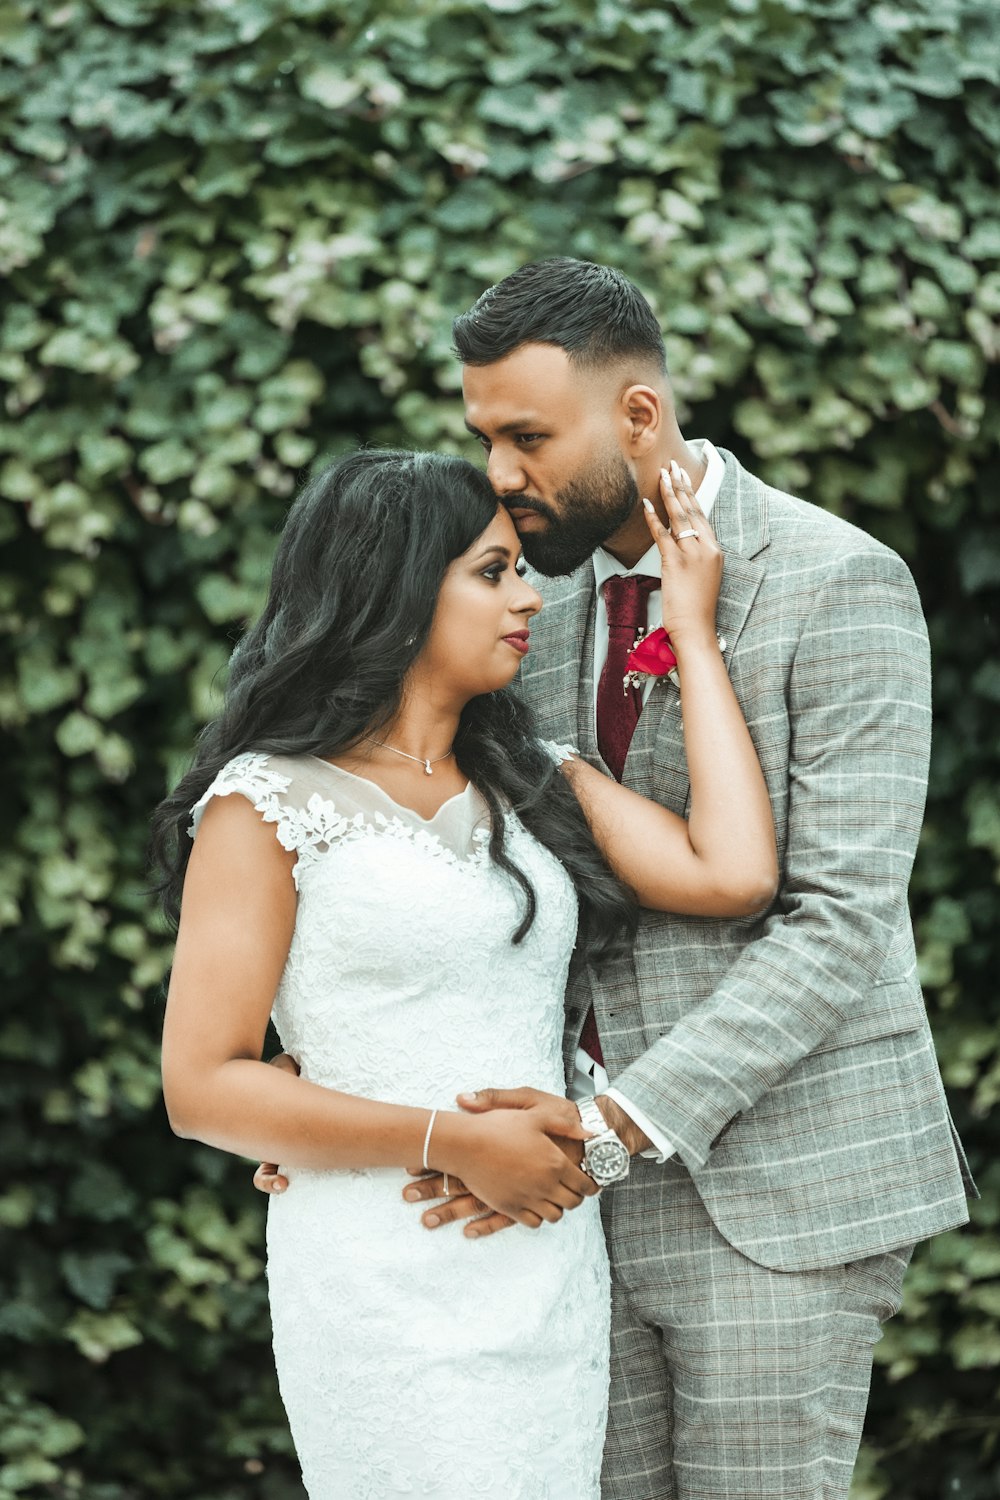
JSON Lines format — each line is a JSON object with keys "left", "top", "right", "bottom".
{"left": 431, "top": 1106, "right": 598, "bottom": 1230}
{"left": 642, "top": 459, "right": 723, "bottom": 652}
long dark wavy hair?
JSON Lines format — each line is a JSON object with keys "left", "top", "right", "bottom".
{"left": 149, "top": 448, "right": 637, "bottom": 963}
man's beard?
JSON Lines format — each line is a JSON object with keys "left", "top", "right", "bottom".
{"left": 509, "top": 451, "right": 640, "bottom": 578}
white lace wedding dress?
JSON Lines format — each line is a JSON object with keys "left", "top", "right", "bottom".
{"left": 191, "top": 751, "right": 610, "bottom": 1500}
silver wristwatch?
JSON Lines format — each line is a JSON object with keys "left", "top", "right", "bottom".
{"left": 576, "top": 1097, "right": 630, "bottom": 1187}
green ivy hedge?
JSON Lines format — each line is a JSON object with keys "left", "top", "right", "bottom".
{"left": 2, "top": 1, "right": 998, "bottom": 1495}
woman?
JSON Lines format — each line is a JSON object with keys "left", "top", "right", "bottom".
{"left": 155, "top": 448, "right": 776, "bottom": 1499}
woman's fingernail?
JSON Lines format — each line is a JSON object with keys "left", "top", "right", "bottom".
{"left": 670, "top": 458, "right": 682, "bottom": 477}
{"left": 425, "top": 1214, "right": 441, "bottom": 1228}
{"left": 404, "top": 1187, "right": 420, "bottom": 1201}
{"left": 642, "top": 497, "right": 654, "bottom": 512}
{"left": 680, "top": 466, "right": 692, "bottom": 487}
{"left": 273, "top": 1182, "right": 285, "bottom": 1193}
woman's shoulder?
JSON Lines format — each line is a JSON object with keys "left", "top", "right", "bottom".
{"left": 188, "top": 752, "right": 323, "bottom": 837}
{"left": 187, "top": 753, "right": 376, "bottom": 886}
{"left": 197, "top": 751, "right": 298, "bottom": 804}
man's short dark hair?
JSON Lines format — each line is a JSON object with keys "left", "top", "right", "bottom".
{"left": 452, "top": 257, "right": 667, "bottom": 373}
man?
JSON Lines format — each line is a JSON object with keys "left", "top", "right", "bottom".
{"left": 259, "top": 259, "right": 973, "bottom": 1498}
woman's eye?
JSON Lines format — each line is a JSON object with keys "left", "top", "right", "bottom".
{"left": 482, "top": 564, "right": 504, "bottom": 582}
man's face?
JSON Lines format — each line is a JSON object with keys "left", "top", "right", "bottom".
{"left": 462, "top": 343, "right": 638, "bottom": 577}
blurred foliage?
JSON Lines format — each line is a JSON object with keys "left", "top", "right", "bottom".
{"left": 1, "top": 0, "right": 998, "bottom": 1494}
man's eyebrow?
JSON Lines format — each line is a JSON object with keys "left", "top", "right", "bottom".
{"left": 464, "top": 418, "right": 544, "bottom": 437}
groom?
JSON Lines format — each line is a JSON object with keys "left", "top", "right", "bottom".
{"left": 261, "top": 259, "right": 973, "bottom": 1498}
{"left": 407, "top": 259, "right": 973, "bottom": 1498}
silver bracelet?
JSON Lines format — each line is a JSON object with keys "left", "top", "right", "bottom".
{"left": 422, "top": 1108, "right": 438, "bottom": 1172}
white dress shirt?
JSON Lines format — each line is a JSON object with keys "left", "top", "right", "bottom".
{"left": 571, "top": 440, "right": 725, "bottom": 1161}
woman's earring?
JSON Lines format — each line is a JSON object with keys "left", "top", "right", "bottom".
{"left": 405, "top": 634, "right": 416, "bottom": 647}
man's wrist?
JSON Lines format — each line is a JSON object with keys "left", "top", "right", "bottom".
{"left": 594, "top": 1094, "right": 651, "bottom": 1156}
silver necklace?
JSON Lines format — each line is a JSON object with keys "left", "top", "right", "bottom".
{"left": 367, "top": 738, "right": 455, "bottom": 776}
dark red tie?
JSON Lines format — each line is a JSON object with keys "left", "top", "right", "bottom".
{"left": 580, "top": 573, "right": 660, "bottom": 1066}
{"left": 597, "top": 574, "right": 661, "bottom": 780}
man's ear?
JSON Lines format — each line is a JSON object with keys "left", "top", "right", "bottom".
{"left": 621, "top": 383, "right": 662, "bottom": 455}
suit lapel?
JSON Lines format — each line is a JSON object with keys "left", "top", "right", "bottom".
{"left": 710, "top": 449, "right": 769, "bottom": 659}
{"left": 520, "top": 569, "right": 595, "bottom": 748}
{"left": 575, "top": 590, "right": 601, "bottom": 764}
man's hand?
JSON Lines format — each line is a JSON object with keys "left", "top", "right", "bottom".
{"left": 253, "top": 1161, "right": 289, "bottom": 1195}
{"left": 402, "top": 1170, "right": 517, "bottom": 1240}
{"left": 251, "top": 1052, "right": 299, "bottom": 1195}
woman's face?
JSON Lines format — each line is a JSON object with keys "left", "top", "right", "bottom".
{"left": 416, "top": 506, "right": 543, "bottom": 704}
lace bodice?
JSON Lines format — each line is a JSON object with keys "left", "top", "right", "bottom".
{"left": 190, "top": 749, "right": 580, "bottom": 1101}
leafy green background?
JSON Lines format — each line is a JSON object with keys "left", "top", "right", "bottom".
{"left": 2, "top": 0, "right": 998, "bottom": 1494}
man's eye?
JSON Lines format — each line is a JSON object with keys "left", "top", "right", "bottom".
{"left": 514, "top": 434, "right": 543, "bottom": 446}
{"left": 515, "top": 559, "right": 528, "bottom": 577}
{"left": 476, "top": 435, "right": 492, "bottom": 451}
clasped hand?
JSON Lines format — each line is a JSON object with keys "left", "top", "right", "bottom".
{"left": 405, "top": 1087, "right": 597, "bottom": 1238}
{"left": 252, "top": 1071, "right": 596, "bottom": 1240}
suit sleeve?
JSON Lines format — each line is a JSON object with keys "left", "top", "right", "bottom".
{"left": 610, "top": 545, "right": 933, "bottom": 1171}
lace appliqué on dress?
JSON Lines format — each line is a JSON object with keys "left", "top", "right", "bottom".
{"left": 189, "top": 750, "right": 492, "bottom": 890}
{"left": 540, "top": 739, "right": 579, "bottom": 767}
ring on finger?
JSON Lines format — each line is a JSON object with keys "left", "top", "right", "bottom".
{"left": 674, "top": 528, "right": 700, "bottom": 540}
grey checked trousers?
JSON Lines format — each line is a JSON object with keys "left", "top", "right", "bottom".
{"left": 600, "top": 1159, "right": 913, "bottom": 1500}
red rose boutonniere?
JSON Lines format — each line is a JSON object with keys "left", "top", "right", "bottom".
{"left": 623, "top": 627, "right": 678, "bottom": 693}
{"left": 624, "top": 628, "right": 728, "bottom": 695}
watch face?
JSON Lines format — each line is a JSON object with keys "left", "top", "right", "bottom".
{"left": 586, "top": 1139, "right": 629, "bottom": 1185}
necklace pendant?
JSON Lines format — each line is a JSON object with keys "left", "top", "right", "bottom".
{"left": 423, "top": 759, "right": 433, "bottom": 775}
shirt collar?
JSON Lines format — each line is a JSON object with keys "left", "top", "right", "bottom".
{"left": 593, "top": 439, "right": 725, "bottom": 588}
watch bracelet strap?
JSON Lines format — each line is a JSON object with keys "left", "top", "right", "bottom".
{"left": 577, "top": 1096, "right": 621, "bottom": 1144}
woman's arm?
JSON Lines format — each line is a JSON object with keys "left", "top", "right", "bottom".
{"left": 561, "top": 463, "right": 778, "bottom": 918}
{"left": 160, "top": 793, "right": 597, "bottom": 1224}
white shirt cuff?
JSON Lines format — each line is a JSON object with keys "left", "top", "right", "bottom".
{"left": 604, "top": 1088, "right": 676, "bottom": 1164}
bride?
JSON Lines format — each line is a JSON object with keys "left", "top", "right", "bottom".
{"left": 154, "top": 447, "right": 776, "bottom": 1499}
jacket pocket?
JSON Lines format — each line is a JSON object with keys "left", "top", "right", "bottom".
{"left": 811, "top": 980, "right": 927, "bottom": 1054}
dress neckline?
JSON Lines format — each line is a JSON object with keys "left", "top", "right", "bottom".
{"left": 307, "top": 756, "right": 478, "bottom": 826}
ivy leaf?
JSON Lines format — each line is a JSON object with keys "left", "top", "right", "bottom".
{"left": 60, "top": 1251, "right": 134, "bottom": 1312}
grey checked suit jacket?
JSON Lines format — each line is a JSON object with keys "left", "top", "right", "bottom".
{"left": 520, "top": 450, "right": 973, "bottom": 1273}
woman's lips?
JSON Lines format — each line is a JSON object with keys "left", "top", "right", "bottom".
{"left": 502, "top": 631, "right": 530, "bottom": 656}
